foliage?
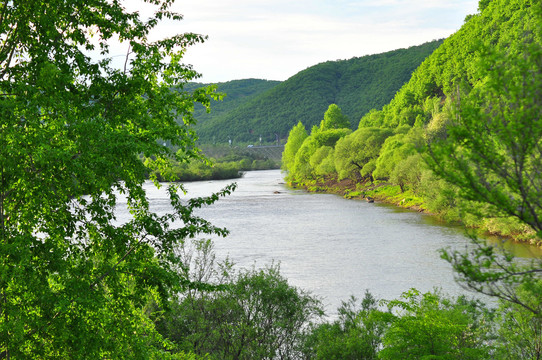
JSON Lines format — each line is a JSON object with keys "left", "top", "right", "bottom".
{"left": 389, "top": 154, "right": 424, "bottom": 193}
{"left": 148, "top": 146, "right": 280, "bottom": 182}
{"left": 372, "top": 127, "right": 422, "bottom": 181}
{"left": 310, "top": 146, "right": 336, "bottom": 176}
{"left": 292, "top": 137, "right": 320, "bottom": 180}
{"left": 494, "top": 280, "right": 542, "bottom": 359}
{"left": 0, "top": 0, "right": 227, "bottom": 357}
{"left": 186, "top": 79, "right": 280, "bottom": 127}
{"left": 282, "top": 121, "right": 309, "bottom": 173}
{"left": 194, "top": 41, "right": 443, "bottom": 143}
{"left": 430, "top": 0, "right": 542, "bottom": 333}
{"left": 303, "top": 292, "right": 392, "bottom": 360}
{"left": 283, "top": 0, "right": 542, "bottom": 241}
{"left": 428, "top": 0, "right": 542, "bottom": 237}
{"left": 320, "top": 104, "right": 351, "bottom": 130}
{"left": 148, "top": 158, "right": 243, "bottom": 182}
{"left": 379, "top": 289, "right": 495, "bottom": 360}
{"left": 334, "top": 127, "right": 393, "bottom": 180}
{"left": 313, "top": 128, "right": 353, "bottom": 148}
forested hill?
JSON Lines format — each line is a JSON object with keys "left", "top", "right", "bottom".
{"left": 189, "top": 40, "right": 443, "bottom": 143}
{"left": 184, "top": 79, "right": 281, "bottom": 132}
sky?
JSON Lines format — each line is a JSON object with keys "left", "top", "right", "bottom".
{"left": 122, "top": 0, "right": 480, "bottom": 83}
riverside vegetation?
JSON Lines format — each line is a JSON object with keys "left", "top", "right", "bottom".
{"left": 1, "top": 0, "right": 541, "bottom": 359}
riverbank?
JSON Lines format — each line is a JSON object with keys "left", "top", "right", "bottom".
{"left": 288, "top": 175, "right": 541, "bottom": 247}
{"left": 288, "top": 175, "right": 426, "bottom": 211}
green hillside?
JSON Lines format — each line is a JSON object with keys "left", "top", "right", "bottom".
{"left": 191, "top": 40, "right": 443, "bottom": 143}
{"left": 184, "top": 79, "right": 281, "bottom": 133}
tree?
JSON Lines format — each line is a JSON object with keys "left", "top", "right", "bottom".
{"left": 320, "top": 104, "right": 350, "bottom": 131}
{"left": 379, "top": 289, "right": 494, "bottom": 360}
{"left": 428, "top": 0, "right": 542, "bottom": 239}
{"left": 282, "top": 121, "right": 308, "bottom": 173}
{"left": 292, "top": 136, "right": 319, "bottom": 181}
{"left": 0, "top": 0, "right": 227, "bottom": 357}
{"left": 334, "top": 127, "right": 393, "bottom": 181}
{"left": 494, "top": 280, "right": 542, "bottom": 359}
{"left": 372, "top": 128, "right": 422, "bottom": 182}
{"left": 310, "top": 146, "right": 335, "bottom": 176}
{"left": 303, "top": 292, "right": 391, "bottom": 360}
{"left": 158, "top": 259, "right": 323, "bottom": 360}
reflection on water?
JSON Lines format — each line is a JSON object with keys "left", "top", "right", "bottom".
{"left": 116, "top": 170, "right": 541, "bottom": 315}
{"left": 378, "top": 202, "right": 542, "bottom": 258}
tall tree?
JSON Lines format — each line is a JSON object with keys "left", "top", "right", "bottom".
{"left": 282, "top": 121, "right": 308, "bottom": 173}
{"left": 0, "top": 0, "right": 228, "bottom": 357}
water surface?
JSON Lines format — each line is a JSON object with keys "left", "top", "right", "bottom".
{"left": 119, "top": 170, "right": 541, "bottom": 314}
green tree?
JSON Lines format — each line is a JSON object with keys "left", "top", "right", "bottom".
{"left": 427, "top": 0, "right": 542, "bottom": 237}
{"left": 334, "top": 127, "right": 393, "bottom": 180}
{"left": 494, "top": 280, "right": 542, "bottom": 359}
{"left": 158, "top": 258, "right": 323, "bottom": 360}
{"left": 303, "top": 292, "right": 391, "bottom": 360}
{"left": 372, "top": 128, "right": 422, "bottom": 182}
{"left": 0, "top": 0, "right": 226, "bottom": 357}
{"left": 320, "top": 104, "right": 351, "bottom": 130}
{"left": 310, "top": 146, "right": 335, "bottom": 176}
{"left": 389, "top": 154, "right": 424, "bottom": 193}
{"left": 379, "top": 289, "right": 494, "bottom": 360}
{"left": 292, "top": 136, "right": 319, "bottom": 181}
{"left": 426, "top": 2, "right": 542, "bottom": 357}
{"left": 282, "top": 121, "right": 308, "bottom": 173}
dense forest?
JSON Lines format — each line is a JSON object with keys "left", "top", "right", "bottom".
{"left": 188, "top": 40, "right": 443, "bottom": 144}
{"left": 2, "top": 0, "right": 542, "bottom": 358}
{"left": 184, "top": 78, "right": 281, "bottom": 134}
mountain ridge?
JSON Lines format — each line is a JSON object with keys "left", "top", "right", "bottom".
{"left": 187, "top": 40, "right": 444, "bottom": 143}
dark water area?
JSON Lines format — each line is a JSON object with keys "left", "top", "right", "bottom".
{"left": 117, "top": 170, "right": 541, "bottom": 315}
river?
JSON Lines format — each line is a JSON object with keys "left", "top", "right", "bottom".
{"left": 120, "top": 169, "right": 542, "bottom": 315}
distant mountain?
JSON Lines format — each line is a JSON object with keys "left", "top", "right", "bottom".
{"left": 184, "top": 79, "right": 281, "bottom": 135}
{"left": 189, "top": 40, "right": 443, "bottom": 144}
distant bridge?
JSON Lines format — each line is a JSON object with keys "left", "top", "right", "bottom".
{"left": 244, "top": 145, "right": 284, "bottom": 161}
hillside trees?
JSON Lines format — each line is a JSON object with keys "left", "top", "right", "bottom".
{"left": 194, "top": 41, "right": 443, "bottom": 143}
{"left": 0, "top": 0, "right": 226, "bottom": 357}
{"left": 283, "top": 0, "right": 542, "bottom": 243}
{"left": 429, "top": 1, "right": 542, "bottom": 237}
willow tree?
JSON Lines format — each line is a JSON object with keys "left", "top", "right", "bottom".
{"left": 0, "top": 0, "right": 231, "bottom": 357}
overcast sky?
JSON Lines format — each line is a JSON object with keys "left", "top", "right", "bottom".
{"left": 122, "top": 0, "right": 480, "bottom": 83}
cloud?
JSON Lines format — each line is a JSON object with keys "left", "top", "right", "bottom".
{"left": 119, "top": 0, "right": 479, "bottom": 82}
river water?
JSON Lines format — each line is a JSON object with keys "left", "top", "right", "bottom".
{"left": 121, "top": 170, "right": 542, "bottom": 315}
